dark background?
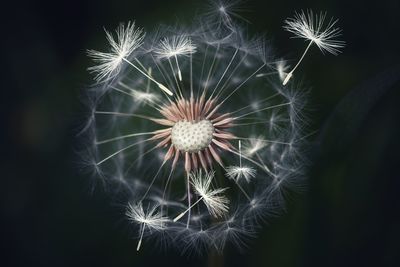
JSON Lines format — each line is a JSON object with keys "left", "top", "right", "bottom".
{"left": 2, "top": 0, "right": 400, "bottom": 266}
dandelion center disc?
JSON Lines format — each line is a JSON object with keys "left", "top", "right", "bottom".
{"left": 171, "top": 119, "right": 214, "bottom": 153}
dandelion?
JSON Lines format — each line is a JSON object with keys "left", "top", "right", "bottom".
{"left": 282, "top": 10, "right": 345, "bottom": 85}
{"left": 82, "top": 2, "right": 341, "bottom": 254}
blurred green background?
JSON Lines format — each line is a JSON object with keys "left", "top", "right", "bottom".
{"left": 2, "top": 0, "right": 400, "bottom": 266}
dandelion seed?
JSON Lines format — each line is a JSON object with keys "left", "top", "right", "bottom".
{"left": 154, "top": 36, "right": 196, "bottom": 59}
{"left": 204, "top": 0, "right": 250, "bottom": 30}
{"left": 242, "top": 136, "right": 267, "bottom": 157}
{"left": 126, "top": 202, "right": 169, "bottom": 251}
{"left": 225, "top": 141, "right": 256, "bottom": 183}
{"left": 88, "top": 21, "right": 173, "bottom": 95}
{"left": 191, "top": 171, "right": 229, "bottom": 218}
{"left": 276, "top": 60, "right": 290, "bottom": 83}
{"left": 173, "top": 171, "right": 229, "bottom": 222}
{"left": 87, "top": 21, "right": 144, "bottom": 82}
{"left": 118, "top": 80, "right": 160, "bottom": 106}
{"left": 154, "top": 35, "right": 196, "bottom": 82}
{"left": 225, "top": 166, "right": 256, "bottom": 182}
{"left": 282, "top": 10, "right": 345, "bottom": 85}
{"left": 178, "top": 228, "right": 212, "bottom": 255}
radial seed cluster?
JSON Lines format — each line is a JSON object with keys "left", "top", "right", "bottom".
{"left": 83, "top": 4, "right": 342, "bottom": 254}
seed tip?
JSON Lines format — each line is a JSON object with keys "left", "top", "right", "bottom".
{"left": 173, "top": 212, "right": 185, "bottom": 222}
{"left": 158, "top": 83, "right": 174, "bottom": 96}
{"left": 282, "top": 72, "right": 293, "bottom": 85}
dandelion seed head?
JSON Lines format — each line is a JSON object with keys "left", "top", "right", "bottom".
{"left": 81, "top": 2, "right": 328, "bottom": 254}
